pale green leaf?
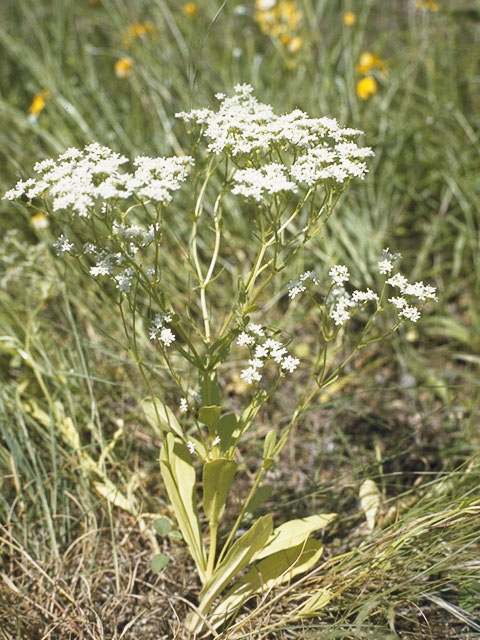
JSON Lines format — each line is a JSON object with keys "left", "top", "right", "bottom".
{"left": 198, "top": 405, "right": 222, "bottom": 436}
{"left": 151, "top": 553, "right": 169, "bottom": 573}
{"left": 142, "top": 397, "right": 183, "bottom": 439}
{"left": 153, "top": 517, "right": 172, "bottom": 537}
{"left": 359, "top": 479, "right": 382, "bottom": 531}
{"left": 209, "top": 539, "right": 324, "bottom": 629}
{"left": 203, "top": 458, "right": 237, "bottom": 525}
{"left": 160, "top": 434, "right": 206, "bottom": 580}
{"left": 216, "top": 414, "right": 240, "bottom": 453}
{"left": 190, "top": 515, "right": 273, "bottom": 631}
{"left": 255, "top": 513, "right": 336, "bottom": 561}
{"left": 297, "top": 588, "right": 333, "bottom": 617}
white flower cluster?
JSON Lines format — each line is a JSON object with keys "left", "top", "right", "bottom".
{"left": 329, "top": 264, "right": 350, "bottom": 285}
{"left": 232, "top": 163, "right": 297, "bottom": 201}
{"left": 4, "top": 143, "right": 193, "bottom": 216}
{"left": 328, "top": 286, "right": 379, "bottom": 326}
{"left": 386, "top": 273, "right": 437, "bottom": 323}
{"left": 288, "top": 270, "right": 319, "bottom": 299}
{"left": 149, "top": 312, "right": 176, "bottom": 346}
{"left": 53, "top": 234, "right": 74, "bottom": 256}
{"left": 176, "top": 84, "right": 374, "bottom": 196}
{"left": 236, "top": 323, "right": 299, "bottom": 384}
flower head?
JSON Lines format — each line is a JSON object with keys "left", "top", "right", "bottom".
{"left": 329, "top": 265, "right": 350, "bottom": 285}
{"left": 28, "top": 89, "right": 50, "bottom": 118}
{"left": 416, "top": 0, "right": 439, "bottom": 10}
{"left": 343, "top": 11, "right": 356, "bottom": 26}
{"left": 356, "top": 52, "right": 386, "bottom": 75}
{"left": 356, "top": 76, "right": 378, "bottom": 100}
{"left": 114, "top": 57, "right": 134, "bottom": 78}
{"left": 182, "top": 2, "right": 198, "bottom": 18}
{"left": 123, "top": 23, "right": 156, "bottom": 47}
{"left": 30, "top": 213, "right": 49, "bottom": 230}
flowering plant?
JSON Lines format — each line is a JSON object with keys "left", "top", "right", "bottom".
{"left": 4, "top": 85, "right": 436, "bottom": 635}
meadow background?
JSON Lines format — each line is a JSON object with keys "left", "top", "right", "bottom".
{"left": 0, "top": 0, "right": 479, "bottom": 638}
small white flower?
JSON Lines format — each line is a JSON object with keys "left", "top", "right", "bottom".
{"left": 378, "top": 259, "right": 393, "bottom": 275}
{"left": 288, "top": 280, "right": 306, "bottom": 299}
{"left": 403, "top": 281, "right": 438, "bottom": 301}
{"left": 212, "top": 435, "right": 221, "bottom": 446}
{"left": 237, "top": 331, "right": 255, "bottom": 347}
{"left": 386, "top": 273, "right": 408, "bottom": 291}
{"left": 179, "top": 398, "right": 188, "bottom": 413}
{"left": 240, "top": 366, "right": 262, "bottom": 384}
{"left": 247, "top": 323, "right": 265, "bottom": 337}
{"left": 270, "top": 346, "right": 287, "bottom": 363}
{"left": 159, "top": 327, "right": 176, "bottom": 347}
{"left": 114, "top": 267, "right": 134, "bottom": 292}
{"left": 389, "top": 296, "right": 407, "bottom": 309}
{"left": 300, "top": 270, "right": 319, "bottom": 285}
{"left": 53, "top": 234, "right": 74, "bottom": 255}
{"left": 330, "top": 299, "right": 351, "bottom": 325}
{"left": 329, "top": 265, "right": 350, "bottom": 285}
{"left": 281, "top": 356, "right": 300, "bottom": 373}
{"left": 351, "top": 289, "right": 379, "bottom": 303}
{"left": 187, "top": 440, "right": 195, "bottom": 454}
{"left": 254, "top": 344, "right": 269, "bottom": 359}
{"left": 399, "top": 306, "right": 421, "bottom": 322}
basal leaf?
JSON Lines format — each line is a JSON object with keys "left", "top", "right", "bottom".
{"left": 188, "top": 515, "right": 273, "bottom": 633}
{"left": 209, "top": 539, "right": 324, "bottom": 629}
{"left": 255, "top": 513, "right": 336, "bottom": 561}
{"left": 160, "top": 434, "right": 206, "bottom": 581}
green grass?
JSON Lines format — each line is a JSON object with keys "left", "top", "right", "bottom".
{"left": 0, "top": 0, "right": 479, "bottom": 638}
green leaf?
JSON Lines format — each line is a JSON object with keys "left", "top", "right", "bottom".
{"left": 160, "top": 433, "right": 207, "bottom": 581}
{"left": 203, "top": 458, "right": 237, "bottom": 526}
{"left": 297, "top": 588, "right": 332, "bottom": 617}
{"left": 142, "top": 397, "right": 183, "bottom": 439}
{"left": 255, "top": 513, "right": 336, "bottom": 561}
{"left": 199, "top": 371, "right": 221, "bottom": 406}
{"left": 198, "top": 405, "right": 222, "bottom": 436}
{"left": 169, "top": 530, "right": 183, "bottom": 540}
{"left": 262, "top": 429, "right": 276, "bottom": 469}
{"left": 216, "top": 414, "right": 240, "bottom": 453}
{"left": 209, "top": 539, "right": 324, "bottom": 629}
{"left": 151, "top": 553, "right": 169, "bottom": 573}
{"left": 187, "top": 515, "right": 273, "bottom": 633}
{"left": 153, "top": 517, "right": 172, "bottom": 537}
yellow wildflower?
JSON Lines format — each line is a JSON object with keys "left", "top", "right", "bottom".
{"left": 182, "top": 2, "right": 198, "bottom": 18}
{"left": 343, "top": 11, "right": 356, "bottom": 26}
{"left": 123, "top": 23, "right": 155, "bottom": 48}
{"left": 255, "top": 1, "right": 301, "bottom": 39}
{"left": 114, "top": 57, "right": 134, "bottom": 78}
{"left": 256, "top": 0, "right": 276, "bottom": 9}
{"left": 284, "top": 35, "right": 303, "bottom": 54}
{"left": 28, "top": 89, "right": 50, "bottom": 118}
{"left": 416, "top": 0, "right": 439, "bottom": 10}
{"left": 356, "top": 51, "right": 386, "bottom": 75}
{"left": 30, "top": 213, "right": 49, "bottom": 230}
{"left": 356, "top": 76, "right": 377, "bottom": 100}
